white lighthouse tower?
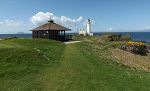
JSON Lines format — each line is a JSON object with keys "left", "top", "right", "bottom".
{"left": 86, "top": 19, "right": 93, "bottom": 36}
{"left": 78, "top": 19, "right": 94, "bottom": 36}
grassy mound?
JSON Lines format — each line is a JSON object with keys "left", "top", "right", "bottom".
{"left": 0, "top": 39, "right": 65, "bottom": 91}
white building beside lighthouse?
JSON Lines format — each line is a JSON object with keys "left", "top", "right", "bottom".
{"left": 78, "top": 19, "right": 93, "bottom": 36}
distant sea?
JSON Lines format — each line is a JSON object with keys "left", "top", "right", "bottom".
{"left": 94, "top": 32, "right": 150, "bottom": 42}
{"left": 0, "top": 32, "right": 150, "bottom": 42}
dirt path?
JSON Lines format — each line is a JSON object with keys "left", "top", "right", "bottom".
{"left": 64, "top": 41, "right": 81, "bottom": 44}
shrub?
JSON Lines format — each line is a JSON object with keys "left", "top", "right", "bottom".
{"left": 108, "top": 34, "right": 121, "bottom": 41}
{"left": 100, "top": 33, "right": 131, "bottom": 42}
{"left": 147, "top": 45, "right": 150, "bottom": 53}
{"left": 120, "top": 41, "right": 148, "bottom": 55}
{"left": 4, "top": 36, "right": 19, "bottom": 40}
{"left": 121, "top": 34, "right": 131, "bottom": 41}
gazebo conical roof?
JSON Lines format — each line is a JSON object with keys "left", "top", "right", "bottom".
{"left": 30, "top": 21, "right": 71, "bottom": 31}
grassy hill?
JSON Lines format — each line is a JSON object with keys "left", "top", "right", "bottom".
{"left": 0, "top": 39, "right": 65, "bottom": 91}
{"left": 0, "top": 38, "right": 150, "bottom": 91}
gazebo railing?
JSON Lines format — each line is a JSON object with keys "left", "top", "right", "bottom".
{"left": 59, "top": 35, "right": 72, "bottom": 41}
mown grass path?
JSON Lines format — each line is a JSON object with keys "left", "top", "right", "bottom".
{"left": 37, "top": 43, "right": 105, "bottom": 91}
{"left": 38, "top": 43, "right": 105, "bottom": 90}
{"left": 37, "top": 43, "right": 150, "bottom": 91}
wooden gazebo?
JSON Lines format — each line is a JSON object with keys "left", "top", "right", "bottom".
{"left": 30, "top": 19, "right": 71, "bottom": 41}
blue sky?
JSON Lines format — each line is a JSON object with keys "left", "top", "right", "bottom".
{"left": 0, "top": 0, "right": 150, "bottom": 33}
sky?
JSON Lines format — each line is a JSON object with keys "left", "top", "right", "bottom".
{"left": 0, "top": 0, "right": 150, "bottom": 34}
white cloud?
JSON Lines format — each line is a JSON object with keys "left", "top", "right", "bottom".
{"left": 30, "top": 12, "right": 53, "bottom": 25}
{"left": 0, "top": 12, "right": 84, "bottom": 34}
{"left": 0, "top": 22, "right": 3, "bottom": 25}
{"left": 0, "top": 20, "right": 32, "bottom": 34}
{"left": 30, "top": 12, "right": 84, "bottom": 28}
{"left": 0, "top": 20, "right": 22, "bottom": 28}
{"left": 106, "top": 27, "right": 114, "bottom": 31}
{"left": 144, "top": 26, "right": 150, "bottom": 30}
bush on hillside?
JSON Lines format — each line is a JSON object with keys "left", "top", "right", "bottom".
{"left": 120, "top": 41, "right": 148, "bottom": 55}
{"left": 100, "top": 33, "right": 131, "bottom": 42}
{"left": 4, "top": 36, "right": 19, "bottom": 40}
{"left": 108, "top": 34, "right": 122, "bottom": 41}
{"left": 120, "top": 34, "right": 131, "bottom": 41}
{"left": 72, "top": 35, "right": 85, "bottom": 41}
{"left": 147, "top": 45, "right": 150, "bottom": 53}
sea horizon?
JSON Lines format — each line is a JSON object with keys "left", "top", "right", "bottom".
{"left": 0, "top": 32, "right": 150, "bottom": 42}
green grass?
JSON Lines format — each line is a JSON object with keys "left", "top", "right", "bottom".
{"left": 41, "top": 42, "right": 150, "bottom": 91}
{"left": 0, "top": 39, "right": 150, "bottom": 91}
{"left": 74, "top": 42, "right": 150, "bottom": 91}
{"left": 0, "top": 39, "right": 65, "bottom": 91}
